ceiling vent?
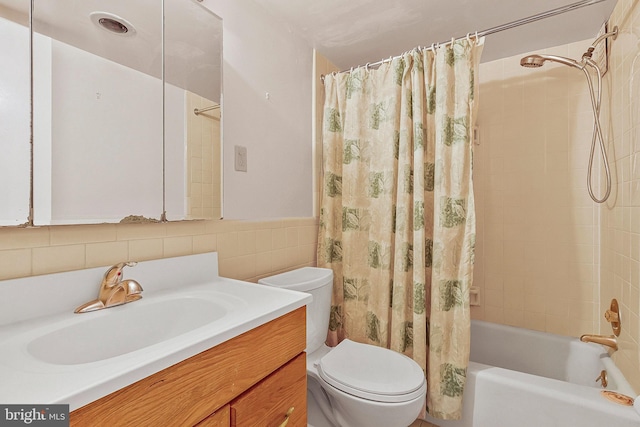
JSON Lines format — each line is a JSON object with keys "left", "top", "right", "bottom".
{"left": 89, "top": 12, "right": 137, "bottom": 37}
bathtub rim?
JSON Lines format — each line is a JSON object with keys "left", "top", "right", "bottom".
{"left": 470, "top": 319, "right": 636, "bottom": 397}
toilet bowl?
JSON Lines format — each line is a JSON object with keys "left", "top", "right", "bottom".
{"left": 259, "top": 267, "right": 426, "bottom": 427}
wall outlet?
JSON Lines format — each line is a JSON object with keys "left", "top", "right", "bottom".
{"left": 234, "top": 145, "right": 247, "bottom": 172}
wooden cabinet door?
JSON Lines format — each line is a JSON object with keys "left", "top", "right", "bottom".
{"left": 231, "top": 353, "right": 306, "bottom": 427}
{"left": 196, "top": 405, "right": 230, "bottom": 427}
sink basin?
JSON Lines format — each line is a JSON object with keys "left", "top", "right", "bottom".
{"left": 27, "top": 297, "right": 228, "bottom": 365}
{"left": 0, "top": 253, "right": 312, "bottom": 410}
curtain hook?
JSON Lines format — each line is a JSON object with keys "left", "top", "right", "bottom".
{"left": 451, "top": 37, "right": 455, "bottom": 46}
{"left": 365, "top": 62, "right": 370, "bottom": 70}
{"left": 430, "top": 43, "right": 436, "bottom": 51}
{"left": 475, "top": 31, "right": 478, "bottom": 41}
{"left": 466, "top": 32, "right": 471, "bottom": 43}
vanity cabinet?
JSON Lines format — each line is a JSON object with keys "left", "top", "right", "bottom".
{"left": 70, "top": 307, "right": 306, "bottom": 427}
{"left": 230, "top": 352, "right": 306, "bottom": 426}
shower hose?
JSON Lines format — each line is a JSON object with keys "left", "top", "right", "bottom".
{"left": 581, "top": 58, "right": 612, "bottom": 203}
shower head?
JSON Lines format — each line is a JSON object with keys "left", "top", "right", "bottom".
{"left": 520, "top": 55, "right": 545, "bottom": 68}
{"left": 520, "top": 54, "right": 583, "bottom": 70}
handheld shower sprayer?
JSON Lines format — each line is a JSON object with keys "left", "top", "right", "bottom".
{"left": 520, "top": 54, "right": 583, "bottom": 69}
{"left": 519, "top": 26, "right": 618, "bottom": 203}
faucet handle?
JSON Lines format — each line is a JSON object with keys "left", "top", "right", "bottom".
{"left": 102, "top": 261, "right": 138, "bottom": 288}
{"left": 111, "top": 261, "right": 137, "bottom": 270}
{"left": 595, "top": 370, "right": 608, "bottom": 388}
{"left": 605, "top": 299, "right": 621, "bottom": 336}
{"left": 113, "top": 261, "right": 137, "bottom": 271}
{"left": 605, "top": 309, "right": 619, "bottom": 323}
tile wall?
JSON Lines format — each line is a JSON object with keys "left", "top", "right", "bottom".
{"left": 0, "top": 218, "right": 318, "bottom": 283}
{"left": 600, "top": 0, "right": 640, "bottom": 392}
{"left": 473, "top": 38, "right": 601, "bottom": 337}
{"left": 474, "top": 0, "right": 640, "bottom": 392}
{"left": 186, "top": 91, "right": 222, "bottom": 220}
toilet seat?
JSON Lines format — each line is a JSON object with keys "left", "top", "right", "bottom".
{"left": 317, "top": 339, "right": 427, "bottom": 403}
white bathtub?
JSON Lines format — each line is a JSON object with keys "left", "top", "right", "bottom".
{"left": 425, "top": 320, "right": 640, "bottom": 427}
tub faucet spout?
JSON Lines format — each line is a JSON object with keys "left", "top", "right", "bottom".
{"left": 580, "top": 334, "right": 618, "bottom": 351}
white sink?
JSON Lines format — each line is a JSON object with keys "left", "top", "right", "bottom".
{"left": 0, "top": 253, "right": 312, "bottom": 410}
{"left": 27, "top": 296, "right": 228, "bottom": 365}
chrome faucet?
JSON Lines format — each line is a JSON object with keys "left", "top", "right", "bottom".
{"left": 580, "top": 334, "right": 618, "bottom": 351}
{"left": 74, "top": 262, "right": 143, "bottom": 313}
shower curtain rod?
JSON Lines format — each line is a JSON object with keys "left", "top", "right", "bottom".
{"left": 321, "top": 0, "right": 609, "bottom": 82}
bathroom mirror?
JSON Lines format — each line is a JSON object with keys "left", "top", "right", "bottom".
{"left": 31, "top": 0, "right": 164, "bottom": 225}
{"left": 0, "top": 0, "right": 222, "bottom": 225}
{"left": 0, "top": 3, "right": 30, "bottom": 226}
{"left": 164, "top": 0, "right": 223, "bottom": 221}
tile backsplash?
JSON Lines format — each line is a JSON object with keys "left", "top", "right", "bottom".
{"left": 0, "top": 218, "right": 318, "bottom": 283}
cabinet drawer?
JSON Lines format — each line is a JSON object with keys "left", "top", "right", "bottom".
{"left": 231, "top": 352, "right": 306, "bottom": 427}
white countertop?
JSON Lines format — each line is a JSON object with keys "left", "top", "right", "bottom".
{"left": 0, "top": 253, "right": 311, "bottom": 410}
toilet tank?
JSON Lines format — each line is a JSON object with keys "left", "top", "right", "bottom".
{"left": 259, "top": 267, "right": 333, "bottom": 353}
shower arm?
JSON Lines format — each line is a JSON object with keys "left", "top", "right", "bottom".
{"left": 582, "top": 27, "right": 619, "bottom": 60}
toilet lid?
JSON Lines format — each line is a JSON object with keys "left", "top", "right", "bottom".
{"left": 317, "top": 339, "right": 426, "bottom": 403}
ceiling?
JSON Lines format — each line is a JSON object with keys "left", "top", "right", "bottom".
{"left": 0, "top": 0, "right": 618, "bottom": 90}
{"left": 252, "top": 0, "right": 618, "bottom": 69}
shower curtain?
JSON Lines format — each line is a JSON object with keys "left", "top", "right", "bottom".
{"left": 318, "top": 38, "right": 483, "bottom": 420}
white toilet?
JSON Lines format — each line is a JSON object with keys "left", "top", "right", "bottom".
{"left": 259, "top": 267, "right": 427, "bottom": 427}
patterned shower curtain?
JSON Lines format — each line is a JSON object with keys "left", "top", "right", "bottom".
{"left": 318, "top": 38, "right": 483, "bottom": 420}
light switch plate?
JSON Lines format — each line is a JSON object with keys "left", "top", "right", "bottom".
{"left": 234, "top": 145, "right": 247, "bottom": 172}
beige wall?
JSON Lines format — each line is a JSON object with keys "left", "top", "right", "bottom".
{"left": 207, "top": 1, "right": 314, "bottom": 219}
{"left": 601, "top": 0, "right": 640, "bottom": 392}
{"left": 474, "top": 0, "right": 640, "bottom": 392}
{"left": 0, "top": 218, "right": 317, "bottom": 283}
{"left": 473, "top": 38, "right": 600, "bottom": 337}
